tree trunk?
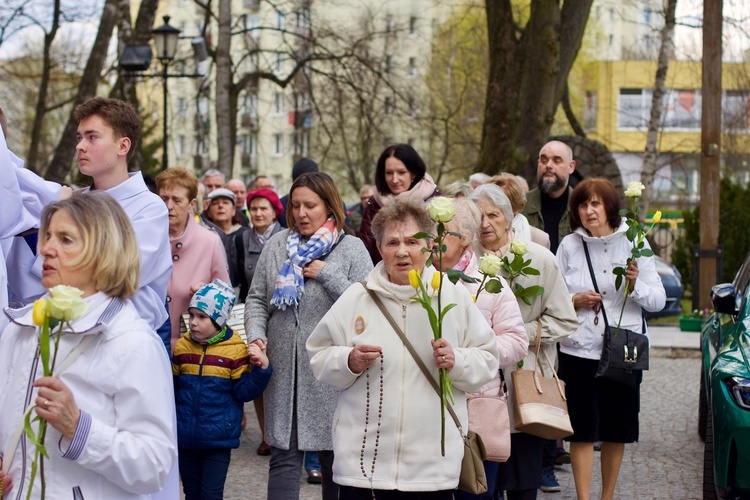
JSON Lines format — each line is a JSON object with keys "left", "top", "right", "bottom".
{"left": 27, "top": 0, "right": 61, "bottom": 174}
{"left": 640, "top": 0, "right": 677, "bottom": 218}
{"left": 45, "top": 0, "right": 118, "bottom": 183}
{"left": 477, "top": 0, "right": 593, "bottom": 179}
{"left": 215, "top": 0, "right": 234, "bottom": 177}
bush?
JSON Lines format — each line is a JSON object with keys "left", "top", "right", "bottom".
{"left": 672, "top": 177, "right": 750, "bottom": 295}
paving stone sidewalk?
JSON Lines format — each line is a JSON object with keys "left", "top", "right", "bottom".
{"left": 222, "top": 355, "right": 703, "bottom": 499}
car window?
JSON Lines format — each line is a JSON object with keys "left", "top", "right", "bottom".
{"left": 733, "top": 251, "right": 750, "bottom": 311}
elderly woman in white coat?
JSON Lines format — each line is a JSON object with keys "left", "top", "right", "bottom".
{"left": 0, "top": 193, "right": 176, "bottom": 499}
{"left": 469, "top": 184, "right": 578, "bottom": 500}
{"left": 434, "top": 197, "right": 528, "bottom": 499}
{"left": 307, "top": 198, "right": 499, "bottom": 499}
{"left": 556, "top": 179, "right": 665, "bottom": 500}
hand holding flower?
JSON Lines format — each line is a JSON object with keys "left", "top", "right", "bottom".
{"left": 431, "top": 338, "right": 455, "bottom": 371}
{"left": 33, "top": 377, "right": 80, "bottom": 441}
{"left": 625, "top": 259, "right": 639, "bottom": 291}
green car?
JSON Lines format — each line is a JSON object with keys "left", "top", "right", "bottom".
{"left": 699, "top": 253, "right": 750, "bottom": 500}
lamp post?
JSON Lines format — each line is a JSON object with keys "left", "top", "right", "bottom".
{"left": 152, "top": 16, "right": 181, "bottom": 170}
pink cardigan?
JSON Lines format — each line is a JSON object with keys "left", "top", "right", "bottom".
{"left": 167, "top": 216, "right": 230, "bottom": 350}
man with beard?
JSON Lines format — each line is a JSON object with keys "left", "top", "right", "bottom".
{"left": 520, "top": 140, "right": 576, "bottom": 493}
{"left": 522, "top": 140, "right": 576, "bottom": 255}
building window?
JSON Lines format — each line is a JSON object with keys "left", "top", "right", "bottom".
{"left": 198, "top": 96, "right": 210, "bottom": 116}
{"left": 240, "top": 134, "right": 256, "bottom": 155}
{"left": 644, "top": 9, "right": 651, "bottom": 24}
{"left": 408, "top": 57, "right": 416, "bottom": 77}
{"left": 177, "top": 98, "right": 188, "bottom": 119}
{"left": 277, "top": 11, "right": 286, "bottom": 30}
{"left": 242, "top": 93, "right": 258, "bottom": 117}
{"left": 407, "top": 96, "right": 416, "bottom": 119}
{"left": 275, "top": 53, "right": 284, "bottom": 75}
{"left": 385, "top": 15, "right": 394, "bottom": 34}
{"left": 384, "top": 55, "right": 392, "bottom": 74}
{"left": 609, "top": 34, "right": 613, "bottom": 47}
{"left": 723, "top": 91, "right": 750, "bottom": 131}
{"left": 584, "top": 91, "right": 597, "bottom": 130}
{"left": 294, "top": 131, "right": 309, "bottom": 156}
{"left": 247, "top": 13, "right": 261, "bottom": 37}
{"left": 177, "top": 135, "right": 186, "bottom": 157}
{"left": 274, "top": 92, "right": 285, "bottom": 114}
{"left": 296, "top": 8, "right": 311, "bottom": 29}
{"left": 196, "top": 136, "right": 209, "bottom": 155}
{"left": 409, "top": 16, "right": 417, "bottom": 35}
{"left": 618, "top": 88, "right": 702, "bottom": 130}
{"left": 385, "top": 96, "right": 393, "bottom": 116}
{"left": 273, "top": 133, "right": 283, "bottom": 156}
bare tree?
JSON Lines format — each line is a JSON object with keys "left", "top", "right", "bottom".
{"left": 45, "top": 0, "right": 118, "bottom": 182}
{"left": 639, "top": 0, "right": 678, "bottom": 217}
{"left": 25, "top": 0, "right": 61, "bottom": 173}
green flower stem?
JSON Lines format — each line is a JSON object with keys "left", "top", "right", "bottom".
{"left": 437, "top": 227, "right": 446, "bottom": 457}
{"left": 474, "top": 274, "right": 488, "bottom": 299}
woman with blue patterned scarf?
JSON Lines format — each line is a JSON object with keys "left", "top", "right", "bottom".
{"left": 244, "top": 172, "right": 372, "bottom": 500}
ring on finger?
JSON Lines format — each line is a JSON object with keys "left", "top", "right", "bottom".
{"left": 43, "top": 399, "right": 52, "bottom": 408}
{"left": 441, "top": 355, "right": 446, "bottom": 362}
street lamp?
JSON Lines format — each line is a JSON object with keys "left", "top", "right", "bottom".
{"left": 152, "top": 16, "right": 181, "bottom": 170}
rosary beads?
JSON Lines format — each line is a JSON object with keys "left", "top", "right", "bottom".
{"left": 360, "top": 351, "right": 384, "bottom": 499}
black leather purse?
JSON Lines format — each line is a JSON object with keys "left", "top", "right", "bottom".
{"left": 582, "top": 239, "right": 648, "bottom": 389}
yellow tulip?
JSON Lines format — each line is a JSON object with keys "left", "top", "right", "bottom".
{"left": 32, "top": 299, "right": 48, "bottom": 326}
{"left": 408, "top": 269, "right": 420, "bottom": 289}
{"left": 653, "top": 210, "right": 662, "bottom": 224}
{"left": 431, "top": 272, "right": 441, "bottom": 290}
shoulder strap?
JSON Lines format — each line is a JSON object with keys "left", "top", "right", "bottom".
{"left": 581, "top": 237, "right": 611, "bottom": 329}
{"left": 2, "top": 334, "right": 98, "bottom": 474}
{"left": 360, "top": 281, "right": 464, "bottom": 433}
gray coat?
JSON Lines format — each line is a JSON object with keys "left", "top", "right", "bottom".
{"left": 244, "top": 230, "right": 373, "bottom": 450}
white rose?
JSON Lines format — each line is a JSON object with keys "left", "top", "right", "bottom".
{"left": 428, "top": 197, "right": 456, "bottom": 223}
{"left": 479, "top": 254, "right": 502, "bottom": 277}
{"left": 47, "top": 285, "right": 90, "bottom": 322}
{"left": 624, "top": 182, "right": 646, "bottom": 198}
{"left": 510, "top": 240, "right": 528, "bottom": 256}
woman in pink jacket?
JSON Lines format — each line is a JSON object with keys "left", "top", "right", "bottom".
{"left": 436, "top": 196, "right": 528, "bottom": 499}
{"left": 156, "top": 168, "right": 230, "bottom": 352}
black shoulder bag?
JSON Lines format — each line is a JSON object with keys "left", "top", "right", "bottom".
{"left": 581, "top": 238, "right": 648, "bottom": 389}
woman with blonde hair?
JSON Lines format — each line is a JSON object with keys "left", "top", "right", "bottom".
{"left": 0, "top": 193, "right": 177, "bottom": 498}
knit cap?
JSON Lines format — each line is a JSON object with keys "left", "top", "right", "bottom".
{"left": 189, "top": 279, "right": 236, "bottom": 328}
{"left": 291, "top": 157, "right": 318, "bottom": 180}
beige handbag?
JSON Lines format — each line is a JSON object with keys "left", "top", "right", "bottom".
{"left": 363, "top": 283, "right": 488, "bottom": 494}
{"left": 510, "top": 323, "right": 574, "bottom": 440}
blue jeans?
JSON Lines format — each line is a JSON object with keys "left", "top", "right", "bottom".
{"left": 305, "top": 451, "right": 321, "bottom": 472}
{"left": 454, "top": 460, "right": 499, "bottom": 500}
{"left": 178, "top": 448, "right": 231, "bottom": 500}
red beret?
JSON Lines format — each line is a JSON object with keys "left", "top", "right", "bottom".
{"left": 246, "top": 188, "right": 283, "bottom": 219}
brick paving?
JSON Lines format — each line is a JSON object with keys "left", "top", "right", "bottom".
{"left": 222, "top": 354, "right": 703, "bottom": 500}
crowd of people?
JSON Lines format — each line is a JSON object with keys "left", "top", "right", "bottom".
{"left": 0, "top": 97, "right": 666, "bottom": 500}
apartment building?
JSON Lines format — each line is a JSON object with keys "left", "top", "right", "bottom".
{"left": 139, "top": 0, "right": 456, "bottom": 195}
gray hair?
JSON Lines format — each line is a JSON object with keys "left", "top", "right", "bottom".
{"left": 449, "top": 197, "right": 481, "bottom": 248}
{"left": 442, "top": 181, "right": 473, "bottom": 198}
{"left": 469, "top": 173, "right": 491, "bottom": 185}
{"left": 469, "top": 184, "right": 514, "bottom": 224}
{"left": 371, "top": 198, "right": 434, "bottom": 245}
{"left": 201, "top": 168, "right": 225, "bottom": 183}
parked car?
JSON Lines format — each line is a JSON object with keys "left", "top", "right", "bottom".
{"left": 644, "top": 256, "right": 684, "bottom": 319}
{"left": 699, "top": 250, "right": 750, "bottom": 499}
